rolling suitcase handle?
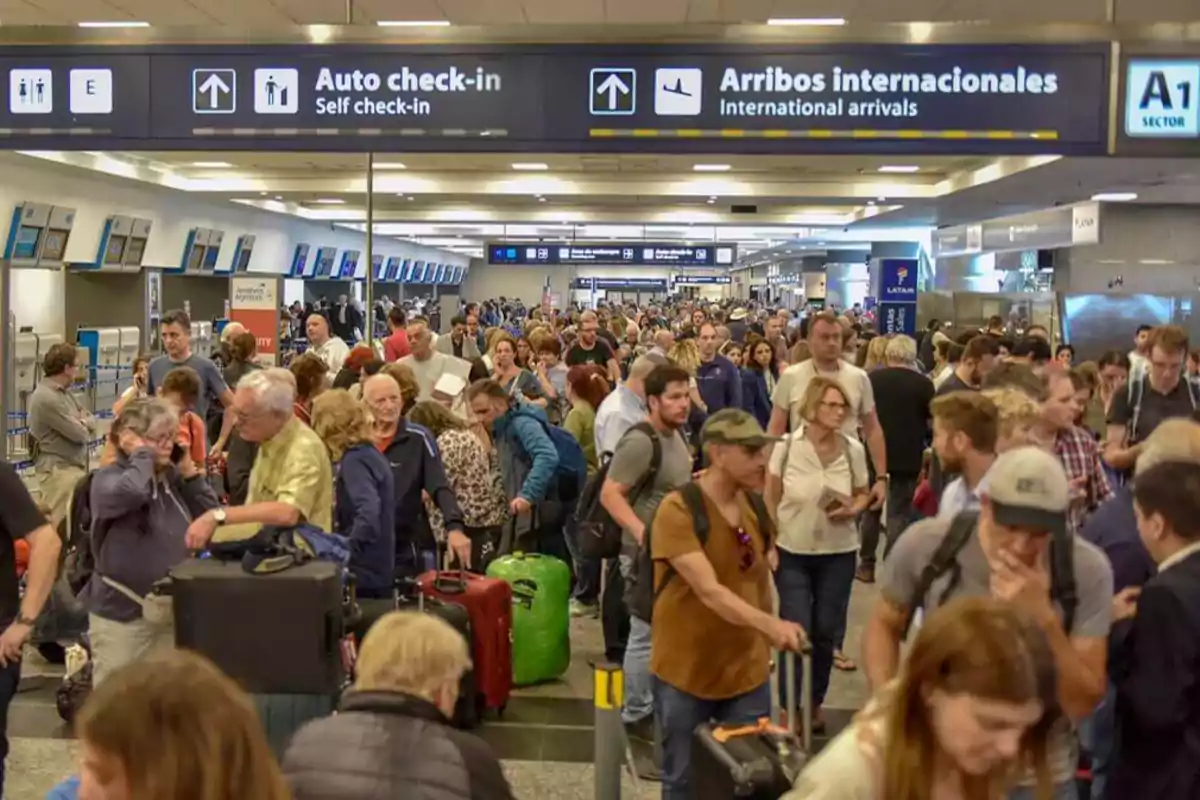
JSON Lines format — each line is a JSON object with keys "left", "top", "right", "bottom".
{"left": 770, "top": 644, "right": 814, "bottom": 754}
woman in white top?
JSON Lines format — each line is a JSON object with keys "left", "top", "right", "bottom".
{"left": 786, "top": 596, "right": 1057, "bottom": 800}
{"left": 765, "top": 375, "right": 870, "bottom": 733}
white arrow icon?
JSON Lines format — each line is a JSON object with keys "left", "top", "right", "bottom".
{"left": 199, "top": 73, "right": 230, "bottom": 106}
{"left": 597, "top": 73, "right": 629, "bottom": 109}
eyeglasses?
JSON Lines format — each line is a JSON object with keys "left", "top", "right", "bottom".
{"left": 734, "top": 527, "right": 756, "bottom": 571}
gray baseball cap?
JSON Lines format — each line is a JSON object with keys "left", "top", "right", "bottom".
{"left": 984, "top": 446, "right": 1070, "bottom": 535}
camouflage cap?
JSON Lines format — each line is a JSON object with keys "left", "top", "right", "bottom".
{"left": 701, "top": 408, "right": 781, "bottom": 448}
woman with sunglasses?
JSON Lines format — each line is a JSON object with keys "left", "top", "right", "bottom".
{"left": 764, "top": 375, "right": 870, "bottom": 735}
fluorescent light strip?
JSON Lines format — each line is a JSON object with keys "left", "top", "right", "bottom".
{"left": 376, "top": 20, "right": 451, "bottom": 27}
{"left": 374, "top": 162, "right": 407, "bottom": 170}
{"left": 512, "top": 162, "right": 549, "bottom": 171}
{"left": 767, "top": 17, "right": 846, "bottom": 26}
{"left": 191, "top": 161, "right": 233, "bottom": 168}
{"left": 693, "top": 164, "right": 731, "bottom": 172}
{"left": 78, "top": 20, "right": 151, "bottom": 28}
{"left": 310, "top": 198, "right": 346, "bottom": 205}
{"left": 1091, "top": 192, "right": 1138, "bottom": 202}
{"left": 878, "top": 165, "right": 920, "bottom": 174}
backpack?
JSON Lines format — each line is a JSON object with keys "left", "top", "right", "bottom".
{"left": 1125, "top": 367, "right": 1200, "bottom": 445}
{"left": 627, "top": 483, "right": 774, "bottom": 624}
{"left": 575, "top": 422, "right": 663, "bottom": 560}
{"left": 508, "top": 406, "right": 589, "bottom": 503}
{"left": 900, "top": 512, "right": 1077, "bottom": 639}
{"left": 63, "top": 473, "right": 98, "bottom": 597}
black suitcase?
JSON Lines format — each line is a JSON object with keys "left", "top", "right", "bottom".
{"left": 170, "top": 558, "right": 344, "bottom": 695}
{"left": 353, "top": 582, "right": 481, "bottom": 729}
{"left": 691, "top": 648, "right": 812, "bottom": 799}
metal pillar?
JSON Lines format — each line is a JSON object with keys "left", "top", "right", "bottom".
{"left": 365, "top": 151, "right": 374, "bottom": 342}
{"left": 593, "top": 661, "right": 631, "bottom": 800}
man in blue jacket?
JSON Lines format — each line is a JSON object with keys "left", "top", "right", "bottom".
{"left": 467, "top": 379, "right": 561, "bottom": 553}
{"left": 694, "top": 322, "right": 742, "bottom": 417}
{"left": 363, "top": 375, "right": 468, "bottom": 577}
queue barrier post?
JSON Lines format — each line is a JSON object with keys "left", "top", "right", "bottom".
{"left": 593, "top": 660, "right": 631, "bottom": 800}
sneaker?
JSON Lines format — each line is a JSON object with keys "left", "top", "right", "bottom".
{"left": 569, "top": 599, "right": 599, "bottom": 618}
{"left": 855, "top": 564, "right": 875, "bottom": 584}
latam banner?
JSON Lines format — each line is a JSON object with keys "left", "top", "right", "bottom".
{"left": 876, "top": 258, "right": 918, "bottom": 336}
{"left": 229, "top": 276, "right": 280, "bottom": 366}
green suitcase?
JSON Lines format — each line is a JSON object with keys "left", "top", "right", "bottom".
{"left": 486, "top": 552, "right": 571, "bottom": 685}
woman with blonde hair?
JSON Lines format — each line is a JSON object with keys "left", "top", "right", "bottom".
{"left": 57, "top": 650, "right": 291, "bottom": 800}
{"left": 766, "top": 375, "right": 871, "bottom": 734}
{"left": 668, "top": 337, "right": 708, "bottom": 416}
{"left": 982, "top": 388, "right": 1045, "bottom": 453}
{"left": 860, "top": 335, "right": 891, "bottom": 372}
{"left": 788, "top": 596, "right": 1057, "bottom": 800}
{"left": 311, "top": 389, "right": 395, "bottom": 599}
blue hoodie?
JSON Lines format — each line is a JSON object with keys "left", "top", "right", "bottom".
{"left": 494, "top": 404, "right": 559, "bottom": 505}
{"left": 696, "top": 355, "right": 743, "bottom": 415}
{"left": 335, "top": 443, "right": 396, "bottom": 598}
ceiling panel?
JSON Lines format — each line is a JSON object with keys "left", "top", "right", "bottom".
{"left": 436, "top": 0, "right": 529, "bottom": 25}
{"left": 605, "top": 0, "right": 690, "bottom": 24}
{"left": 520, "top": 0, "right": 605, "bottom": 25}
{"left": 105, "top": 0, "right": 222, "bottom": 25}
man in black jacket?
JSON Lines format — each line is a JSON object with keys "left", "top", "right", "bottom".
{"left": 1110, "top": 459, "right": 1200, "bottom": 800}
{"left": 283, "top": 611, "right": 515, "bottom": 800}
{"left": 362, "top": 375, "right": 468, "bottom": 576}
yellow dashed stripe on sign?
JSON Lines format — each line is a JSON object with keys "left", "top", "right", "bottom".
{"left": 588, "top": 128, "right": 1059, "bottom": 141}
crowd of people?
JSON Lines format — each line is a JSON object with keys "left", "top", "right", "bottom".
{"left": 0, "top": 296, "right": 1197, "bottom": 800}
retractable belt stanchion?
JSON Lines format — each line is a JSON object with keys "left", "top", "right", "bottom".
{"left": 593, "top": 660, "right": 635, "bottom": 799}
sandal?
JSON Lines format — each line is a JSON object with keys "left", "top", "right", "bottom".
{"left": 833, "top": 650, "right": 857, "bottom": 672}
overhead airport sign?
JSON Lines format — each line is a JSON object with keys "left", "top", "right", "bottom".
{"left": 1119, "top": 56, "right": 1200, "bottom": 154}
{"left": 489, "top": 242, "right": 735, "bottom": 267}
{"left": 934, "top": 202, "right": 1101, "bottom": 257}
{"left": 573, "top": 277, "right": 669, "bottom": 292}
{"left": 0, "top": 44, "right": 1107, "bottom": 153}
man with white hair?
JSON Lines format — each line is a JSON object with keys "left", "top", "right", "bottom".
{"left": 858, "top": 335, "right": 934, "bottom": 581}
{"left": 649, "top": 329, "right": 675, "bottom": 359}
{"left": 400, "top": 318, "right": 458, "bottom": 401}
{"left": 184, "top": 369, "right": 333, "bottom": 550}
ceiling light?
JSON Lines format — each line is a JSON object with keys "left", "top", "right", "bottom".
{"left": 878, "top": 165, "right": 920, "bottom": 174}
{"left": 78, "top": 20, "right": 151, "bottom": 28}
{"left": 538, "top": 197, "right": 547, "bottom": 203}
{"left": 1091, "top": 192, "right": 1138, "bottom": 202}
{"left": 311, "top": 198, "right": 346, "bottom": 205}
{"left": 693, "top": 164, "right": 731, "bottom": 172}
{"left": 191, "top": 161, "right": 233, "bottom": 168}
{"left": 867, "top": 200, "right": 876, "bottom": 206}
{"left": 877, "top": 196, "right": 887, "bottom": 202}
{"left": 274, "top": 196, "right": 283, "bottom": 201}
{"left": 376, "top": 20, "right": 451, "bottom": 27}
{"left": 374, "top": 162, "right": 406, "bottom": 170}
{"left": 512, "top": 162, "right": 549, "bottom": 171}
{"left": 395, "top": 193, "right": 405, "bottom": 198}
{"left": 767, "top": 17, "right": 846, "bottom": 26}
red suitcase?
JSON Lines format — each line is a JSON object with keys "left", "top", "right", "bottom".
{"left": 418, "top": 569, "right": 513, "bottom": 715}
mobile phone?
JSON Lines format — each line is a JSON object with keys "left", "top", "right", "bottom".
{"left": 170, "top": 443, "right": 186, "bottom": 464}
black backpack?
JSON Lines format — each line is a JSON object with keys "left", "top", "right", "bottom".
{"left": 900, "top": 511, "right": 1078, "bottom": 638}
{"left": 575, "top": 422, "right": 662, "bottom": 560}
{"left": 627, "top": 482, "right": 773, "bottom": 623}
{"left": 63, "top": 473, "right": 97, "bottom": 597}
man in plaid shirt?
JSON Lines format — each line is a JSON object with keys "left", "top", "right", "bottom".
{"left": 1044, "top": 369, "right": 1113, "bottom": 534}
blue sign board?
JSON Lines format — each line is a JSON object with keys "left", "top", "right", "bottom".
{"left": 879, "top": 258, "right": 918, "bottom": 302}
{"left": 1120, "top": 57, "right": 1200, "bottom": 154}
{"left": 0, "top": 44, "right": 1107, "bottom": 154}
{"left": 572, "top": 276, "right": 668, "bottom": 291}
{"left": 372, "top": 253, "right": 386, "bottom": 281}
{"left": 879, "top": 302, "right": 917, "bottom": 336}
{"left": 386, "top": 257, "right": 404, "bottom": 281}
{"left": 289, "top": 243, "right": 310, "bottom": 277}
{"left": 413, "top": 261, "right": 427, "bottom": 283}
{"left": 433, "top": 264, "right": 446, "bottom": 283}
{"left": 672, "top": 275, "right": 732, "bottom": 286}
{"left": 337, "top": 250, "right": 360, "bottom": 279}
{"left": 491, "top": 242, "right": 735, "bottom": 267}
{"left": 313, "top": 246, "right": 336, "bottom": 278}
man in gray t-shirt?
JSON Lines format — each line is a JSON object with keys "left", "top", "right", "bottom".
{"left": 147, "top": 311, "right": 235, "bottom": 451}
{"left": 599, "top": 364, "right": 695, "bottom": 746}
{"left": 864, "top": 446, "right": 1114, "bottom": 797}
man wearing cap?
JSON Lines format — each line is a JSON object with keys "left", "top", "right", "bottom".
{"left": 650, "top": 408, "right": 806, "bottom": 800}
{"left": 863, "top": 446, "right": 1114, "bottom": 800}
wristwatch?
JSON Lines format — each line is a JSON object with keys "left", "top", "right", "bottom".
{"left": 14, "top": 612, "right": 36, "bottom": 626}
{"left": 876, "top": 473, "right": 891, "bottom": 484}
{"left": 212, "top": 508, "right": 228, "bottom": 525}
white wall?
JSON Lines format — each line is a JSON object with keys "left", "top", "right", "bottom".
{"left": 0, "top": 153, "right": 469, "bottom": 337}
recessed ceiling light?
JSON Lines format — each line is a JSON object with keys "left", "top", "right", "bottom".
{"left": 538, "top": 197, "right": 547, "bottom": 203}
{"left": 693, "top": 164, "right": 732, "bottom": 172}
{"left": 78, "top": 20, "right": 151, "bottom": 28}
{"left": 512, "top": 162, "right": 550, "bottom": 171}
{"left": 376, "top": 19, "right": 451, "bottom": 27}
{"left": 767, "top": 17, "right": 846, "bottom": 26}
{"left": 1091, "top": 192, "right": 1138, "bottom": 202}
{"left": 877, "top": 196, "right": 887, "bottom": 202}
{"left": 374, "top": 162, "right": 406, "bottom": 170}
{"left": 395, "top": 193, "right": 405, "bottom": 198}
{"left": 274, "top": 196, "right": 283, "bottom": 201}
{"left": 867, "top": 200, "right": 876, "bottom": 206}
{"left": 259, "top": 191, "right": 268, "bottom": 196}
{"left": 311, "top": 198, "right": 346, "bottom": 205}
{"left": 878, "top": 165, "right": 920, "bottom": 174}
{"left": 191, "top": 161, "right": 233, "bottom": 168}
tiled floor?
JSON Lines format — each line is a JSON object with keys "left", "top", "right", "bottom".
{"left": 6, "top": 580, "right": 879, "bottom": 799}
